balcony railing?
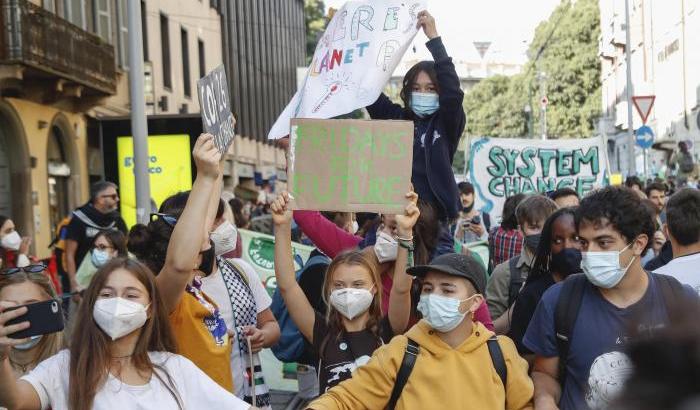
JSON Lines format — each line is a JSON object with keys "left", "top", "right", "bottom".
{"left": 0, "top": 0, "right": 116, "bottom": 95}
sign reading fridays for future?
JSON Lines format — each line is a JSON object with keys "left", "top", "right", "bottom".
{"left": 468, "top": 136, "right": 609, "bottom": 221}
{"left": 197, "top": 65, "right": 235, "bottom": 153}
{"left": 288, "top": 118, "right": 413, "bottom": 213}
{"left": 268, "top": 0, "right": 427, "bottom": 140}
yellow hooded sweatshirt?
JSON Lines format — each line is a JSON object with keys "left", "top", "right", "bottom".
{"left": 308, "top": 321, "right": 533, "bottom": 410}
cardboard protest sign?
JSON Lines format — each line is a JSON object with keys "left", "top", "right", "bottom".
{"left": 197, "top": 65, "right": 235, "bottom": 153}
{"left": 268, "top": 0, "right": 426, "bottom": 140}
{"left": 288, "top": 119, "right": 413, "bottom": 213}
{"left": 468, "top": 137, "right": 609, "bottom": 220}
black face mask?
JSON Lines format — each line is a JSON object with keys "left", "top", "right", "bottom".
{"left": 549, "top": 248, "right": 582, "bottom": 277}
{"left": 462, "top": 203, "right": 474, "bottom": 214}
{"left": 524, "top": 233, "right": 541, "bottom": 251}
{"left": 198, "top": 242, "right": 216, "bottom": 277}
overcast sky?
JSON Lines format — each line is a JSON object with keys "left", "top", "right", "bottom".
{"left": 323, "top": 0, "right": 562, "bottom": 65}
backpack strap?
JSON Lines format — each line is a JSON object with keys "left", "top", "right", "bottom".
{"left": 487, "top": 335, "right": 507, "bottom": 388}
{"left": 554, "top": 273, "right": 587, "bottom": 387}
{"left": 508, "top": 256, "right": 524, "bottom": 307}
{"left": 483, "top": 212, "right": 492, "bottom": 232}
{"left": 387, "top": 338, "right": 420, "bottom": 410}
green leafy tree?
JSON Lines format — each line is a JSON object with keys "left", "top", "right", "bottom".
{"left": 305, "top": 0, "right": 326, "bottom": 64}
{"left": 463, "top": 0, "right": 601, "bottom": 139}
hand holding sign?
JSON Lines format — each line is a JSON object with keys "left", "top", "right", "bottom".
{"left": 197, "top": 65, "right": 236, "bottom": 153}
{"left": 192, "top": 134, "right": 221, "bottom": 179}
{"left": 396, "top": 190, "right": 420, "bottom": 237}
{"left": 271, "top": 192, "right": 293, "bottom": 227}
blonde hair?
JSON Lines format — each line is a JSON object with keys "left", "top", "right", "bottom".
{"left": 0, "top": 271, "right": 63, "bottom": 371}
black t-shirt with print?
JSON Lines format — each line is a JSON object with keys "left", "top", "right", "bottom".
{"left": 311, "top": 311, "right": 393, "bottom": 393}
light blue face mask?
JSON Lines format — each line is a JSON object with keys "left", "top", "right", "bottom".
{"left": 91, "top": 249, "right": 112, "bottom": 267}
{"left": 14, "top": 335, "right": 42, "bottom": 351}
{"left": 417, "top": 293, "right": 479, "bottom": 332}
{"left": 410, "top": 92, "right": 440, "bottom": 118}
{"left": 581, "top": 242, "right": 636, "bottom": 289}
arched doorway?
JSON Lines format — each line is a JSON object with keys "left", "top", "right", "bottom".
{"left": 47, "top": 115, "right": 80, "bottom": 236}
{"left": 0, "top": 102, "right": 32, "bottom": 238}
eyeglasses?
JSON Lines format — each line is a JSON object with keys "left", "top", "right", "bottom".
{"left": 100, "top": 194, "right": 119, "bottom": 200}
{"left": 93, "top": 244, "right": 114, "bottom": 251}
{"left": 150, "top": 213, "right": 178, "bottom": 227}
{"left": 2, "top": 264, "right": 47, "bottom": 275}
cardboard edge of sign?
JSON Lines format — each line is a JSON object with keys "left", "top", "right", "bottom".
{"left": 287, "top": 118, "right": 415, "bottom": 214}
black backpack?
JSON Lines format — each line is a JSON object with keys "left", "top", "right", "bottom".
{"left": 507, "top": 256, "right": 525, "bottom": 308}
{"left": 679, "top": 152, "right": 695, "bottom": 173}
{"left": 386, "top": 335, "right": 507, "bottom": 409}
{"left": 553, "top": 273, "right": 695, "bottom": 386}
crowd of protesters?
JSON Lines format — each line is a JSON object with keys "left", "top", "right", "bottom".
{"left": 2, "top": 10, "right": 700, "bottom": 410}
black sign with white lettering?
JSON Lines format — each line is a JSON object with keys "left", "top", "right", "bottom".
{"left": 197, "top": 65, "right": 235, "bottom": 153}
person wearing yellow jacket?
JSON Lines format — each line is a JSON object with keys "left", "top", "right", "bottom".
{"left": 307, "top": 253, "right": 534, "bottom": 410}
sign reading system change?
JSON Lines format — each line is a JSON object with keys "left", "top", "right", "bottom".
{"left": 468, "top": 136, "right": 608, "bottom": 220}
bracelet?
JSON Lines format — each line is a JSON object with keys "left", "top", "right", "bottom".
{"left": 397, "top": 234, "right": 413, "bottom": 242}
{"left": 398, "top": 239, "right": 414, "bottom": 251}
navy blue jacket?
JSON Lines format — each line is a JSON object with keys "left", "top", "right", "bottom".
{"left": 367, "top": 37, "right": 465, "bottom": 222}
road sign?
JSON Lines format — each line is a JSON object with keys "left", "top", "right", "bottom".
{"left": 541, "top": 96, "right": 548, "bottom": 108}
{"left": 635, "top": 125, "right": 654, "bottom": 149}
{"left": 632, "top": 95, "right": 656, "bottom": 124}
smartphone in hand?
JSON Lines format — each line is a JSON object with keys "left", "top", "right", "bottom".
{"left": 5, "top": 299, "right": 64, "bottom": 339}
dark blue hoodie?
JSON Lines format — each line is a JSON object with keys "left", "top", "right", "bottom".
{"left": 366, "top": 37, "right": 465, "bottom": 222}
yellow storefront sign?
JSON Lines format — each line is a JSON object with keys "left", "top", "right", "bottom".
{"left": 117, "top": 135, "right": 192, "bottom": 228}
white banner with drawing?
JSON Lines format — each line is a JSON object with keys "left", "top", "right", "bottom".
{"left": 468, "top": 136, "right": 609, "bottom": 221}
{"left": 268, "top": 0, "right": 427, "bottom": 140}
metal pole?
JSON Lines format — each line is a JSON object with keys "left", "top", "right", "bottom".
{"left": 127, "top": 0, "right": 151, "bottom": 224}
{"left": 624, "top": 0, "right": 636, "bottom": 175}
{"left": 542, "top": 106, "right": 547, "bottom": 141}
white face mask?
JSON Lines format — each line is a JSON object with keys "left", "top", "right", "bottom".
{"left": 1, "top": 231, "right": 21, "bottom": 251}
{"left": 93, "top": 297, "right": 149, "bottom": 340}
{"left": 211, "top": 221, "right": 238, "bottom": 256}
{"left": 374, "top": 231, "right": 398, "bottom": 263}
{"left": 329, "top": 287, "right": 374, "bottom": 320}
{"left": 581, "top": 242, "right": 636, "bottom": 289}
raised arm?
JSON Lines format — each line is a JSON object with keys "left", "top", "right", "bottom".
{"left": 293, "top": 210, "right": 362, "bottom": 258}
{"left": 420, "top": 11, "right": 465, "bottom": 144}
{"left": 388, "top": 191, "right": 420, "bottom": 334}
{"left": 157, "top": 134, "right": 221, "bottom": 313}
{"left": 272, "top": 192, "right": 316, "bottom": 342}
{"left": 0, "top": 303, "right": 41, "bottom": 410}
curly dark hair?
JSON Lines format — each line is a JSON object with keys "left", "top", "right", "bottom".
{"left": 575, "top": 186, "right": 655, "bottom": 252}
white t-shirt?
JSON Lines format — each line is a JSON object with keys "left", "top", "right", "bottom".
{"left": 200, "top": 258, "right": 272, "bottom": 398}
{"left": 654, "top": 252, "right": 700, "bottom": 294}
{"left": 20, "top": 350, "right": 249, "bottom": 410}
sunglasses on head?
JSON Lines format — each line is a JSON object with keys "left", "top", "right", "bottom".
{"left": 2, "top": 264, "right": 47, "bottom": 276}
{"left": 150, "top": 213, "right": 178, "bottom": 227}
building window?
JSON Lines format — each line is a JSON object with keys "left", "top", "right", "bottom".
{"left": 160, "top": 13, "right": 171, "bottom": 89}
{"left": 141, "top": 1, "right": 149, "bottom": 61}
{"left": 116, "top": 0, "right": 129, "bottom": 69}
{"left": 43, "top": 0, "right": 56, "bottom": 13}
{"left": 198, "top": 39, "right": 205, "bottom": 79}
{"left": 64, "top": 0, "right": 86, "bottom": 29}
{"left": 181, "top": 27, "right": 191, "bottom": 97}
{"left": 94, "top": 0, "right": 111, "bottom": 43}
